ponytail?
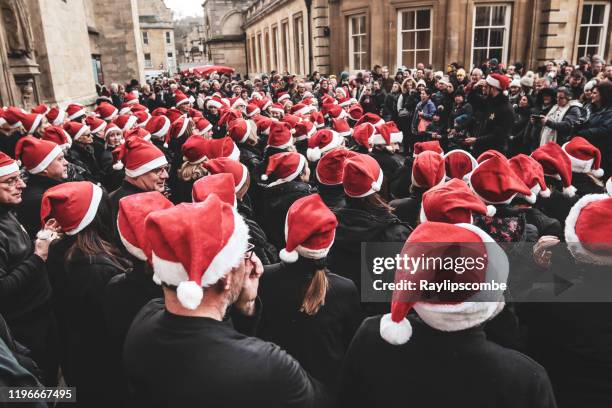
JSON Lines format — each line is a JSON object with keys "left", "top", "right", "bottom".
{"left": 300, "top": 268, "right": 329, "bottom": 316}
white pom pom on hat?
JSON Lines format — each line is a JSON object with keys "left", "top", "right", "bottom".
{"left": 486, "top": 205, "right": 497, "bottom": 217}
{"left": 176, "top": 280, "right": 204, "bottom": 310}
{"left": 306, "top": 147, "right": 322, "bottom": 162}
{"left": 379, "top": 313, "right": 413, "bottom": 345}
{"left": 540, "top": 187, "right": 551, "bottom": 198}
{"left": 607, "top": 177, "right": 612, "bottom": 196}
{"left": 563, "top": 185, "right": 577, "bottom": 198}
{"left": 113, "top": 160, "right": 124, "bottom": 170}
{"left": 592, "top": 168, "right": 604, "bottom": 178}
{"left": 261, "top": 174, "right": 269, "bottom": 181}
{"left": 279, "top": 248, "right": 299, "bottom": 263}
{"left": 371, "top": 181, "right": 380, "bottom": 192}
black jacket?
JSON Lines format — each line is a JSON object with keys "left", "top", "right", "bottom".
{"left": 237, "top": 200, "right": 278, "bottom": 265}
{"left": 259, "top": 181, "right": 313, "bottom": 248}
{"left": 68, "top": 143, "right": 102, "bottom": 183}
{"left": 258, "top": 259, "right": 362, "bottom": 387}
{"left": 543, "top": 103, "right": 582, "bottom": 145}
{"left": 109, "top": 181, "right": 147, "bottom": 239}
{"left": 340, "top": 315, "right": 557, "bottom": 408}
{"left": 124, "top": 298, "right": 332, "bottom": 407}
{"left": 317, "top": 184, "right": 347, "bottom": 209}
{"left": 474, "top": 92, "right": 514, "bottom": 155}
{"left": 17, "top": 174, "right": 62, "bottom": 239}
{"left": 575, "top": 105, "right": 612, "bottom": 175}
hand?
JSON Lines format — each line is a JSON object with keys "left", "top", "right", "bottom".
{"left": 530, "top": 117, "right": 536, "bottom": 124}
{"left": 533, "top": 235, "right": 560, "bottom": 268}
{"left": 463, "top": 137, "right": 477, "bottom": 145}
{"left": 539, "top": 116, "right": 547, "bottom": 126}
{"left": 235, "top": 252, "right": 264, "bottom": 316}
{"left": 477, "top": 79, "right": 487, "bottom": 87}
{"left": 418, "top": 111, "right": 423, "bottom": 117}
{"left": 34, "top": 219, "right": 62, "bottom": 261}
{"left": 431, "top": 132, "right": 441, "bottom": 139}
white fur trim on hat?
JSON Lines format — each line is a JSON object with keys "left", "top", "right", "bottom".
{"left": 606, "top": 177, "right": 612, "bottom": 196}
{"left": 65, "top": 184, "right": 102, "bottom": 235}
{"left": 269, "top": 105, "right": 284, "bottom": 115}
{"left": 26, "top": 114, "right": 43, "bottom": 134}
{"left": 564, "top": 193, "right": 612, "bottom": 266}
{"left": 562, "top": 142, "right": 598, "bottom": 174}
{"left": 68, "top": 108, "right": 86, "bottom": 120}
{"left": 125, "top": 155, "right": 168, "bottom": 178}
{"left": 72, "top": 124, "right": 90, "bottom": 141}
{"left": 52, "top": 109, "right": 66, "bottom": 126}
{"left": 486, "top": 75, "right": 501, "bottom": 90}
{"left": 118, "top": 228, "right": 147, "bottom": 261}
{"left": 28, "top": 145, "right": 62, "bottom": 175}
{"left": 415, "top": 301, "right": 504, "bottom": 332}
{"left": 0, "top": 161, "right": 19, "bottom": 177}
{"left": 152, "top": 118, "right": 171, "bottom": 139}
{"left": 266, "top": 154, "right": 306, "bottom": 188}
{"left": 238, "top": 120, "right": 254, "bottom": 144}
{"left": 122, "top": 116, "right": 138, "bottom": 130}
{"left": 235, "top": 163, "right": 249, "bottom": 192}
{"left": 380, "top": 313, "right": 413, "bottom": 345}
{"left": 207, "top": 99, "right": 223, "bottom": 109}
{"left": 294, "top": 123, "right": 317, "bottom": 142}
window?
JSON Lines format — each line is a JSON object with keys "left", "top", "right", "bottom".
{"left": 250, "top": 36, "right": 257, "bottom": 72}
{"left": 166, "top": 31, "right": 171, "bottom": 44}
{"left": 167, "top": 52, "right": 173, "bottom": 58}
{"left": 257, "top": 33, "right": 263, "bottom": 72}
{"left": 293, "top": 15, "right": 305, "bottom": 74}
{"left": 348, "top": 14, "right": 367, "bottom": 71}
{"left": 144, "top": 53, "right": 152, "bottom": 68}
{"left": 576, "top": 2, "right": 610, "bottom": 60}
{"left": 142, "top": 31, "right": 149, "bottom": 45}
{"left": 397, "top": 9, "right": 432, "bottom": 69}
{"left": 264, "top": 29, "right": 271, "bottom": 73}
{"left": 471, "top": 5, "right": 511, "bottom": 68}
{"left": 271, "top": 25, "right": 279, "bottom": 71}
{"left": 281, "top": 21, "right": 290, "bottom": 72}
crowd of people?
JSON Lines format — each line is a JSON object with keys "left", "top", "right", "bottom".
{"left": 0, "top": 54, "right": 611, "bottom": 408}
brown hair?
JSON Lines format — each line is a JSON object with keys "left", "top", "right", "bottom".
{"left": 300, "top": 268, "right": 329, "bottom": 316}
{"left": 178, "top": 161, "right": 208, "bottom": 181}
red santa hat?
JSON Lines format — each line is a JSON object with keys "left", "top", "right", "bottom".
{"left": 486, "top": 74, "right": 510, "bottom": 91}
{"left": 187, "top": 108, "right": 203, "bottom": 119}
{"left": 310, "top": 111, "right": 325, "bottom": 129}
{"left": 468, "top": 156, "right": 531, "bottom": 205}
{"left": 66, "top": 103, "right": 86, "bottom": 121}
{"left": 477, "top": 149, "right": 507, "bottom": 164}
{"left": 31, "top": 104, "right": 50, "bottom": 115}
{"left": 316, "top": 148, "right": 356, "bottom": 186}
{"left": 104, "top": 122, "right": 122, "bottom": 139}
{"left": 277, "top": 92, "right": 290, "bottom": 103}
{"left": 0, "top": 152, "right": 19, "bottom": 177}
{"left": 42, "top": 126, "right": 72, "bottom": 150}
{"left": 46, "top": 107, "right": 66, "bottom": 126}
{"left": 414, "top": 140, "right": 443, "bottom": 156}
{"left": 123, "top": 127, "right": 152, "bottom": 142}
{"left": 131, "top": 103, "right": 149, "bottom": 114}
{"left": 268, "top": 103, "right": 285, "bottom": 115}
{"left": 337, "top": 96, "right": 352, "bottom": 108}
{"left": 3, "top": 107, "right": 26, "bottom": 128}
{"left": 290, "top": 103, "right": 312, "bottom": 116}
{"left": 267, "top": 121, "right": 294, "bottom": 149}
{"left": 352, "top": 123, "right": 375, "bottom": 150}
{"left": 206, "top": 96, "right": 226, "bottom": 110}
{"left": 202, "top": 157, "right": 249, "bottom": 193}
{"left": 219, "top": 108, "right": 243, "bottom": 127}
{"left": 151, "top": 107, "right": 167, "bottom": 117}
{"left": 343, "top": 154, "right": 383, "bottom": 197}
{"left": 112, "top": 137, "right": 167, "bottom": 176}
{"left": 321, "top": 94, "right": 336, "bottom": 106}
{"left": 173, "top": 91, "right": 189, "bottom": 107}
{"left": 145, "top": 115, "right": 171, "bottom": 140}
{"left": 281, "top": 114, "right": 301, "bottom": 130}
{"left": 411, "top": 150, "right": 446, "bottom": 190}
{"left": 145, "top": 194, "right": 249, "bottom": 310}
{"left": 123, "top": 92, "right": 138, "bottom": 105}
{"left": 63, "top": 121, "right": 91, "bottom": 142}
{"left": 331, "top": 118, "right": 352, "bottom": 138}
{"left": 420, "top": 179, "right": 491, "bottom": 223}
{"left": 119, "top": 103, "right": 133, "bottom": 115}
{"left": 348, "top": 104, "right": 364, "bottom": 122}
{"left": 85, "top": 116, "right": 106, "bottom": 135}
{"left": 261, "top": 152, "right": 306, "bottom": 187}
{"left": 335, "top": 87, "right": 347, "bottom": 99}
{"left": 508, "top": 154, "right": 551, "bottom": 203}
{"left": 307, "top": 129, "right": 344, "bottom": 162}
{"left": 168, "top": 116, "right": 191, "bottom": 146}
{"left": 182, "top": 136, "right": 240, "bottom": 163}
{"left": 254, "top": 115, "right": 273, "bottom": 135}
{"left": 443, "top": 149, "right": 478, "bottom": 180}
{"left": 113, "top": 114, "right": 138, "bottom": 131}
{"left": 19, "top": 113, "right": 44, "bottom": 134}
{"left": 194, "top": 117, "right": 212, "bottom": 134}
{"left": 279, "top": 194, "right": 338, "bottom": 263}
{"left": 192, "top": 173, "right": 237, "bottom": 206}
{"left": 0, "top": 108, "right": 5, "bottom": 127}
{"left": 227, "top": 118, "right": 254, "bottom": 144}
{"left": 165, "top": 108, "right": 184, "bottom": 124}
{"left": 531, "top": 142, "right": 577, "bottom": 197}
{"left": 379, "top": 221, "right": 508, "bottom": 345}
{"left": 133, "top": 111, "right": 151, "bottom": 128}
{"left": 562, "top": 137, "right": 604, "bottom": 178}
{"left": 40, "top": 181, "right": 103, "bottom": 235}
{"left": 117, "top": 192, "right": 173, "bottom": 261}
{"left": 356, "top": 112, "right": 384, "bottom": 128}
{"left": 246, "top": 103, "right": 261, "bottom": 118}
{"left": 326, "top": 105, "right": 348, "bottom": 120}
{"left": 256, "top": 97, "right": 272, "bottom": 111}
{"left": 371, "top": 121, "right": 403, "bottom": 145}
{"left": 565, "top": 194, "right": 612, "bottom": 266}
{"left": 294, "top": 120, "right": 316, "bottom": 142}
{"left": 95, "top": 104, "right": 117, "bottom": 123}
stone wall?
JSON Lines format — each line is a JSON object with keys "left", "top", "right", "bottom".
{"left": 209, "top": 41, "right": 247, "bottom": 74}
{"left": 139, "top": 0, "right": 176, "bottom": 74}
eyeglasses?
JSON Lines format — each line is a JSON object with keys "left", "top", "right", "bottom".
{"left": 0, "top": 175, "right": 23, "bottom": 187}
{"left": 152, "top": 166, "right": 169, "bottom": 176}
{"left": 244, "top": 243, "right": 255, "bottom": 261}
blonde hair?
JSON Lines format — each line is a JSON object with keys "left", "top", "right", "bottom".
{"left": 300, "top": 268, "right": 329, "bottom": 316}
{"left": 178, "top": 161, "right": 208, "bottom": 182}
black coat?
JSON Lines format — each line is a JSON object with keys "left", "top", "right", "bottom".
{"left": 317, "top": 184, "right": 346, "bottom": 209}
{"left": 68, "top": 143, "right": 102, "bottom": 183}
{"left": 473, "top": 92, "right": 514, "bottom": 155}
{"left": 389, "top": 188, "right": 425, "bottom": 228}
{"left": 124, "top": 298, "right": 332, "bottom": 407}
{"left": 339, "top": 315, "right": 557, "bottom": 408}
{"left": 575, "top": 105, "right": 612, "bottom": 175}
{"left": 258, "top": 259, "right": 362, "bottom": 387}
{"left": 17, "top": 174, "right": 62, "bottom": 239}
{"left": 368, "top": 149, "right": 405, "bottom": 189}
{"left": 259, "top": 181, "right": 313, "bottom": 248}
{"left": 109, "top": 181, "right": 147, "bottom": 240}
{"left": 571, "top": 172, "right": 605, "bottom": 197}
{"left": 237, "top": 200, "right": 278, "bottom": 265}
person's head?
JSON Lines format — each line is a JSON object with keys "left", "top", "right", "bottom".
{"left": 415, "top": 69, "right": 425, "bottom": 79}
{"left": 373, "top": 81, "right": 381, "bottom": 91}
{"left": 545, "top": 61, "right": 555, "bottom": 72}
{"left": 470, "top": 68, "right": 483, "bottom": 82}
{"left": 556, "top": 87, "right": 572, "bottom": 107}
{"left": 0, "top": 154, "right": 25, "bottom": 206}
{"left": 605, "top": 64, "right": 612, "bottom": 80}
{"left": 592, "top": 81, "right": 612, "bottom": 107}
{"left": 420, "top": 88, "right": 430, "bottom": 101}
{"left": 592, "top": 60, "right": 603, "bottom": 75}
{"left": 105, "top": 128, "right": 122, "bottom": 148}
{"left": 391, "top": 82, "right": 401, "bottom": 94}
{"left": 117, "top": 138, "right": 169, "bottom": 192}
{"left": 542, "top": 91, "right": 554, "bottom": 106}
{"left": 506, "top": 65, "right": 515, "bottom": 76}
{"left": 128, "top": 164, "right": 169, "bottom": 192}
{"left": 534, "top": 77, "right": 549, "bottom": 92}
{"left": 518, "top": 95, "right": 531, "bottom": 108}
{"left": 454, "top": 91, "right": 465, "bottom": 105}
{"left": 456, "top": 68, "right": 466, "bottom": 81}
{"left": 15, "top": 136, "right": 68, "bottom": 181}
{"left": 382, "top": 66, "right": 390, "bottom": 78}
{"left": 39, "top": 152, "right": 68, "bottom": 181}
{"left": 297, "top": 82, "right": 306, "bottom": 94}
{"left": 569, "top": 70, "right": 583, "bottom": 87}
{"left": 564, "top": 64, "right": 574, "bottom": 77}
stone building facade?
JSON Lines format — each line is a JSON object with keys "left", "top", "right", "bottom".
{"left": 244, "top": 0, "right": 610, "bottom": 77}
{"left": 179, "top": 23, "right": 207, "bottom": 66}
{"left": 138, "top": 0, "right": 177, "bottom": 76}
{"left": 244, "top": 0, "right": 330, "bottom": 77}
{"left": 202, "top": 0, "right": 252, "bottom": 76}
